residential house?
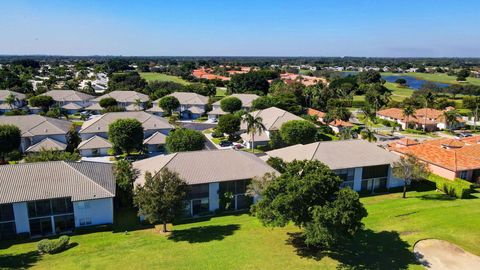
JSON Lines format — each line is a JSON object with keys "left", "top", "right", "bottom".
{"left": 192, "top": 68, "right": 230, "bottom": 81}
{"left": 42, "top": 90, "right": 94, "bottom": 114}
{"left": 263, "top": 140, "right": 403, "bottom": 193}
{"left": 306, "top": 108, "right": 326, "bottom": 123}
{"left": 329, "top": 119, "right": 354, "bottom": 133}
{"left": 208, "top": 93, "right": 260, "bottom": 121}
{"left": 86, "top": 91, "right": 149, "bottom": 113}
{"left": 240, "top": 107, "right": 305, "bottom": 148}
{"left": 77, "top": 136, "right": 112, "bottom": 157}
{"left": 149, "top": 92, "right": 208, "bottom": 119}
{"left": 0, "top": 161, "right": 115, "bottom": 239}
{"left": 0, "top": 90, "right": 26, "bottom": 113}
{"left": 377, "top": 107, "right": 464, "bottom": 131}
{"left": 0, "top": 115, "right": 72, "bottom": 152}
{"left": 79, "top": 111, "right": 173, "bottom": 154}
{"left": 133, "top": 150, "right": 277, "bottom": 216}
{"left": 388, "top": 136, "right": 480, "bottom": 183}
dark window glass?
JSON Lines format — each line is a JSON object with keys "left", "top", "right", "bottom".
{"left": 0, "top": 204, "right": 14, "bottom": 222}
{"left": 189, "top": 184, "right": 209, "bottom": 199}
{"left": 0, "top": 222, "right": 16, "bottom": 240}
{"left": 235, "top": 180, "right": 247, "bottom": 194}
{"left": 28, "top": 202, "right": 36, "bottom": 218}
{"left": 35, "top": 200, "right": 52, "bottom": 217}
{"left": 362, "top": 165, "right": 389, "bottom": 179}
{"left": 192, "top": 198, "right": 209, "bottom": 215}
{"left": 51, "top": 198, "right": 67, "bottom": 215}
{"left": 236, "top": 195, "right": 252, "bottom": 210}
{"left": 54, "top": 214, "right": 74, "bottom": 233}
{"left": 66, "top": 198, "right": 73, "bottom": 213}
{"left": 29, "top": 217, "right": 52, "bottom": 236}
{"left": 219, "top": 181, "right": 235, "bottom": 194}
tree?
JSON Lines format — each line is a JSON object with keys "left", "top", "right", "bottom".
{"left": 99, "top": 97, "right": 118, "bottom": 108}
{"left": 456, "top": 69, "right": 470, "bottom": 82}
{"left": 339, "top": 127, "right": 354, "bottom": 140}
{"left": 443, "top": 110, "right": 460, "bottom": 132}
{"left": 220, "top": 97, "right": 242, "bottom": 114}
{"left": 5, "top": 93, "right": 18, "bottom": 110}
{"left": 252, "top": 160, "right": 367, "bottom": 248}
{"left": 166, "top": 128, "right": 205, "bottom": 153}
{"left": 246, "top": 172, "right": 276, "bottom": 198}
{"left": 29, "top": 95, "right": 54, "bottom": 112}
{"left": 360, "top": 128, "right": 377, "bottom": 142}
{"left": 24, "top": 150, "right": 80, "bottom": 163}
{"left": 217, "top": 114, "right": 241, "bottom": 140}
{"left": 463, "top": 96, "right": 480, "bottom": 131}
{"left": 395, "top": 78, "right": 407, "bottom": 86}
{"left": 65, "top": 125, "right": 80, "bottom": 153}
{"left": 392, "top": 154, "right": 429, "bottom": 198}
{"left": 279, "top": 120, "right": 317, "bottom": 145}
{"left": 134, "top": 169, "right": 189, "bottom": 232}
{"left": 361, "top": 105, "right": 376, "bottom": 128}
{"left": 108, "top": 72, "right": 147, "bottom": 92}
{"left": 357, "top": 70, "right": 382, "bottom": 84}
{"left": 228, "top": 72, "right": 270, "bottom": 95}
{"left": 364, "top": 84, "right": 391, "bottom": 112}
{"left": 114, "top": 160, "right": 139, "bottom": 207}
{"left": 159, "top": 96, "right": 180, "bottom": 116}
{"left": 0, "top": 124, "right": 21, "bottom": 163}
{"left": 402, "top": 105, "right": 416, "bottom": 130}
{"left": 108, "top": 119, "right": 144, "bottom": 155}
{"left": 242, "top": 112, "right": 266, "bottom": 153}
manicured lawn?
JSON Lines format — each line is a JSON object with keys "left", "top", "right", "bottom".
{"left": 216, "top": 87, "right": 227, "bottom": 97}
{"left": 382, "top": 72, "right": 480, "bottom": 86}
{"left": 1, "top": 188, "right": 479, "bottom": 269}
{"left": 139, "top": 72, "right": 190, "bottom": 85}
{"left": 384, "top": 82, "right": 415, "bottom": 101}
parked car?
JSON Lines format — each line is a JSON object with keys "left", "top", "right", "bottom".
{"left": 233, "top": 144, "right": 244, "bottom": 150}
{"left": 456, "top": 132, "right": 473, "bottom": 139}
{"left": 219, "top": 140, "right": 233, "bottom": 147}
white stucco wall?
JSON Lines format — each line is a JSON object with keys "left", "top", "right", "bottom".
{"left": 13, "top": 202, "right": 30, "bottom": 234}
{"left": 353, "top": 167, "right": 363, "bottom": 191}
{"left": 208, "top": 183, "right": 220, "bottom": 211}
{"left": 387, "top": 166, "right": 404, "bottom": 188}
{"left": 73, "top": 198, "right": 114, "bottom": 227}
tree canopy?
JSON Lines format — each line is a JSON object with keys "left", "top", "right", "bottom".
{"left": 108, "top": 119, "right": 144, "bottom": 155}
{"left": 220, "top": 97, "right": 242, "bottom": 113}
{"left": 279, "top": 120, "right": 317, "bottom": 146}
{"left": 228, "top": 72, "right": 270, "bottom": 95}
{"left": 166, "top": 128, "right": 205, "bottom": 153}
{"left": 216, "top": 114, "right": 241, "bottom": 140}
{"left": 0, "top": 124, "right": 21, "bottom": 162}
{"left": 29, "top": 95, "right": 54, "bottom": 112}
{"left": 99, "top": 97, "right": 118, "bottom": 108}
{"left": 159, "top": 96, "right": 180, "bottom": 116}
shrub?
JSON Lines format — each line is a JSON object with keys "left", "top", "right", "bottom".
{"left": 211, "top": 129, "right": 224, "bottom": 138}
{"left": 37, "top": 235, "right": 70, "bottom": 254}
{"left": 427, "top": 174, "right": 473, "bottom": 199}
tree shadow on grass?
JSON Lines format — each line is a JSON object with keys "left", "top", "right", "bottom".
{"left": 418, "top": 193, "right": 457, "bottom": 201}
{"left": 0, "top": 251, "right": 40, "bottom": 269}
{"left": 286, "top": 229, "right": 418, "bottom": 270}
{"left": 168, "top": 224, "right": 240, "bottom": 243}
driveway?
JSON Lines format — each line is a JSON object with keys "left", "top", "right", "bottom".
{"left": 180, "top": 122, "right": 216, "bottom": 131}
{"left": 414, "top": 239, "right": 480, "bottom": 270}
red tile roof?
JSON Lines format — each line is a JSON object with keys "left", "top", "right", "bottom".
{"left": 329, "top": 119, "right": 353, "bottom": 127}
{"left": 307, "top": 108, "right": 326, "bottom": 119}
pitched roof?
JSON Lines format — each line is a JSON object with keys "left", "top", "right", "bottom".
{"left": 133, "top": 150, "right": 277, "bottom": 186}
{"left": 265, "top": 140, "right": 399, "bottom": 170}
{"left": 125, "top": 104, "right": 144, "bottom": 111}
{"left": 79, "top": 111, "right": 173, "bottom": 134}
{"left": 329, "top": 119, "right": 353, "bottom": 127}
{"left": 146, "top": 104, "right": 164, "bottom": 113}
{"left": 85, "top": 102, "right": 103, "bottom": 111}
{"left": 0, "top": 90, "right": 26, "bottom": 101}
{"left": 42, "top": 90, "right": 94, "bottom": 102}
{"left": 77, "top": 135, "right": 112, "bottom": 150}
{"left": 212, "top": 94, "right": 260, "bottom": 107}
{"left": 0, "top": 161, "right": 115, "bottom": 204}
{"left": 92, "top": 91, "right": 149, "bottom": 103}
{"left": 242, "top": 107, "right": 304, "bottom": 131}
{"left": 389, "top": 136, "right": 480, "bottom": 171}
{"left": 62, "top": 102, "right": 83, "bottom": 110}
{"left": 377, "top": 108, "right": 405, "bottom": 120}
{"left": 207, "top": 106, "right": 228, "bottom": 115}
{"left": 26, "top": 138, "right": 67, "bottom": 152}
{"left": 0, "top": 115, "right": 72, "bottom": 137}
{"left": 143, "top": 131, "right": 167, "bottom": 145}
{"left": 307, "top": 108, "right": 326, "bottom": 119}
{"left": 162, "top": 92, "right": 208, "bottom": 105}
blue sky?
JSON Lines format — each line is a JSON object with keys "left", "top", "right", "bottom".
{"left": 0, "top": 0, "right": 479, "bottom": 57}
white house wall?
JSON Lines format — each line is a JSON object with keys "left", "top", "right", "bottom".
{"left": 13, "top": 202, "right": 30, "bottom": 234}
{"left": 73, "top": 198, "right": 114, "bottom": 227}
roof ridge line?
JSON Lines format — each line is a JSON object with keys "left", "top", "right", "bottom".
{"left": 63, "top": 161, "right": 114, "bottom": 197}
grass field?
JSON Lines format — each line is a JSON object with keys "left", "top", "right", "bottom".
{"left": 1, "top": 187, "right": 479, "bottom": 269}
{"left": 139, "top": 72, "right": 190, "bottom": 85}
{"left": 382, "top": 72, "right": 480, "bottom": 86}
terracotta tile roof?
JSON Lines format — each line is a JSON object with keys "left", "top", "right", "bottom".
{"left": 329, "top": 119, "right": 353, "bottom": 127}
{"left": 307, "top": 108, "right": 326, "bottom": 119}
{"left": 389, "top": 136, "right": 480, "bottom": 171}
{"left": 377, "top": 108, "right": 405, "bottom": 120}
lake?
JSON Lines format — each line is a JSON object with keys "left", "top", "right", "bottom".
{"left": 341, "top": 72, "right": 450, "bottom": 90}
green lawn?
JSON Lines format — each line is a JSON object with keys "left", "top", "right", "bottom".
{"left": 382, "top": 72, "right": 480, "bottom": 86}
{"left": 1, "top": 188, "right": 479, "bottom": 269}
{"left": 139, "top": 72, "right": 190, "bottom": 85}
{"left": 384, "top": 82, "right": 415, "bottom": 101}
{"left": 216, "top": 87, "right": 227, "bottom": 97}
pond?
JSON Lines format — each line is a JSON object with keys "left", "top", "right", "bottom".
{"left": 382, "top": 75, "right": 450, "bottom": 90}
{"left": 341, "top": 72, "right": 450, "bottom": 90}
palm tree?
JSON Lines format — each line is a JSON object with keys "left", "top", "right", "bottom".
{"left": 242, "top": 112, "right": 266, "bottom": 154}
{"left": 402, "top": 105, "right": 416, "bottom": 130}
{"left": 361, "top": 106, "right": 376, "bottom": 129}
{"left": 361, "top": 128, "right": 377, "bottom": 142}
{"left": 133, "top": 99, "right": 143, "bottom": 111}
{"left": 339, "top": 127, "right": 353, "bottom": 140}
{"left": 443, "top": 110, "right": 460, "bottom": 132}
{"left": 5, "top": 93, "right": 18, "bottom": 110}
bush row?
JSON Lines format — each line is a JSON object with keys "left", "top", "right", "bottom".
{"left": 427, "top": 174, "right": 473, "bottom": 199}
{"left": 37, "top": 235, "right": 70, "bottom": 254}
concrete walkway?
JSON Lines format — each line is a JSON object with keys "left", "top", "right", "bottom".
{"left": 414, "top": 239, "right": 480, "bottom": 270}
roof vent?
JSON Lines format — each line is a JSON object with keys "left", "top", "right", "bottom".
{"left": 97, "top": 126, "right": 100, "bottom": 130}
{"left": 44, "top": 129, "right": 48, "bottom": 132}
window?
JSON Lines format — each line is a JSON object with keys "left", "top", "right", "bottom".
{"left": 0, "top": 204, "right": 14, "bottom": 222}
{"left": 79, "top": 217, "right": 92, "bottom": 226}
{"left": 28, "top": 198, "right": 73, "bottom": 218}
{"left": 334, "top": 168, "right": 355, "bottom": 182}
{"left": 362, "top": 165, "right": 389, "bottom": 179}
{"left": 189, "top": 184, "right": 209, "bottom": 199}
{"left": 77, "top": 201, "right": 90, "bottom": 209}
{"left": 192, "top": 198, "right": 209, "bottom": 215}
{"left": 54, "top": 215, "right": 74, "bottom": 233}
{"left": 0, "top": 222, "right": 16, "bottom": 240}
{"left": 459, "top": 171, "right": 468, "bottom": 180}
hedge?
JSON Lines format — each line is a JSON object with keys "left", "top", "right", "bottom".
{"left": 427, "top": 174, "right": 473, "bottom": 199}
{"left": 37, "top": 235, "right": 70, "bottom": 254}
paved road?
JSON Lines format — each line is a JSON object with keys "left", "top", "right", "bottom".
{"left": 180, "top": 122, "right": 216, "bottom": 131}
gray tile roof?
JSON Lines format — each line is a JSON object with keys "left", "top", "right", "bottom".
{"left": 264, "top": 140, "right": 400, "bottom": 170}
{"left": 26, "top": 138, "right": 67, "bottom": 152}
{"left": 212, "top": 94, "right": 259, "bottom": 107}
{"left": 0, "top": 161, "right": 115, "bottom": 204}
{"left": 241, "top": 107, "right": 304, "bottom": 131}
{"left": 61, "top": 102, "right": 83, "bottom": 110}
{"left": 42, "top": 90, "right": 94, "bottom": 102}
{"left": 143, "top": 131, "right": 167, "bottom": 145}
{"left": 159, "top": 92, "right": 208, "bottom": 106}
{"left": 0, "top": 115, "right": 72, "bottom": 137}
{"left": 133, "top": 150, "right": 277, "bottom": 186}
{"left": 91, "top": 91, "right": 149, "bottom": 103}
{"left": 0, "top": 90, "right": 26, "bottom": 101}
{"left": 77, "top": 135, "right": 112, "bottom": 150}
{"left": 79, "top": 111, "right": 173, "bottom": 134}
